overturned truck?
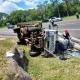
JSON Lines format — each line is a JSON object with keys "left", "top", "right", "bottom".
{"left": 13, "top": 22, "right": 42, "bottom": 43}
{"left": 13, "top": 22, "right": 58, "bottom": 57}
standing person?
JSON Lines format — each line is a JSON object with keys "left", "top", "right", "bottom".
{"left": 76, "top": 13, "right": 79, "bottom": 19}
{"left": 49, "top": 24, "right": 51, "bottom": 29}
{"left": 50, "top": 18, "right": 54, "bottom": 27}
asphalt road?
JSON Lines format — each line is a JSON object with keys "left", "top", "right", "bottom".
{"left": 0, "top": 28, "right": 17, "bottom": 36}
{"left": 0, "top": 19, "right": 80, "bottom": 38}
{"left": 43, "top": 19, "right": 80, "bottom": 38}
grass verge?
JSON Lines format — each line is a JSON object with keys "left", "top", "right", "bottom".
{"left": 0, "top": 26, "right": 7, "bottom": 30}
{"left": 21, "top": 46, "right": 80, "bottom": 80}
{"left": 62, "top": 15, "right": 80, "bottom": 21}
{"left": 0, "top": 37, "right": 14, "bottom": 80}
{"left": 1, "top": 37, "right": 80, "bottom": 80}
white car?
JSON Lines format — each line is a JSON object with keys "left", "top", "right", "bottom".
{"left": 49, "top": 17, "right": 62, "bottom": 22}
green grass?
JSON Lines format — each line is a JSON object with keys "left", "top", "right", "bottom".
{"left": 0, "top": 26, "right": 7, "bottom": 29}
{"left": 62, "top": 15, "right": 80, "bottom": 21}
{"left": 0, "top": 38, "right": 15, "bottom": 80}
{"left": 1, "top": 36, "right": 80, "bottom": 80}
{"left": 1, "top": 38, "right": 80, "bottom": 80}
{"left": 23, "top": 47, "right": 80, "bottom": 80}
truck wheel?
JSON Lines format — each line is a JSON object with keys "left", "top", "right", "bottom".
{"left": 29, "top": 50, "right": 41, "bottom": 57}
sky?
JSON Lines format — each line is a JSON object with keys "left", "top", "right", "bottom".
{"left": 0, "top": 0, "right": 46, "bottom": 14}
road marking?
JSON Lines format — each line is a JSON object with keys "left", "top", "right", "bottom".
{"left": 57, "top": 19, "right": 80, "bottom": 23}
{"left": 58, "top": 23, "right": 75, "bottom": 25}
{"left": 59, "top": 29, "right": 80, "bottom": 31}
{"left": 67, "top": 23, "right": 75, "bottom": 24}
{"left": 58, "top": 24, "right": 66, "bottom": 25}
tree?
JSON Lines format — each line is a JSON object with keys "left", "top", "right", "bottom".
{"left": 50, "top": 0, "right": 61, "bottom": 17}
{"left": 4, "top": 0, "right": 80, "bottom": 25}
{"left": 58, "top": 3, "right": 67, "bottom": 17}
{"left": 0, "top": 20, "right": 6, "bottom": 27}
{"left": 62, "top": 0, "right": 72, "bottom": 16}
{"left": 26, "top": 9, "right": 38, "bottom": 21}
{"left": 7, "top": 10, "right": 27, "bottom": 24}
{"left": 37, "top": 2, "right": 46, "bottom": 19}
{"left": 0, "top": 12, "right": 8, "bottom": 20}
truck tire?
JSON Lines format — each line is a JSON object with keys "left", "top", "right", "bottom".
{"left": 29, "top": 50, "right": 41, "bottom": 57}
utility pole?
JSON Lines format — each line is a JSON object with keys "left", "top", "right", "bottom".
{"left": 66, "top": 2, "right": 69, "bottom": 16}
{"left": 56, "top": 0, "right": 60, "bottom": 17}
{"left": 57, "top": 3, "right": 60, "bottom": 17}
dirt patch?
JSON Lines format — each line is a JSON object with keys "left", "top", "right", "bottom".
{"left": 0, "top": 35, "right": 18, "bottom": 43}
{"left": 0, "top": 37, "right": 6, "bottom": 40}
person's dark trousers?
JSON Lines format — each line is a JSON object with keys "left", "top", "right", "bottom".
{"left": 77, "top": 15, "right": 79, "bottom": 19}
{"left": 51, "top": 22, "right": 54, "bottom": 27}
{"left": 60, "top": 48, "right": 66, "bottom": 55}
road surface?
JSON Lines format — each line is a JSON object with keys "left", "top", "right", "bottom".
{"left": 0, "top": 19, "right": 80, "bottom": 38}
{"left": 43, "top": 19, "right": 80, "bottom": 38}
{"left": 0, "top": 29, "right": 17, "bottom": 36}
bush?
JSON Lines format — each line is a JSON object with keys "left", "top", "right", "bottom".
{"left": 0, "top": 20, "right": 6, "bottom": 28}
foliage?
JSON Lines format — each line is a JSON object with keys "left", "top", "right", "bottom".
{"left": 0, "top": 20, "right": 6, "bottom": 28}
{"left": 26, "top": 9, "right": 38, "bottom": 21}
{"left": 6, "top": 10, "right": 27, "bottom": 24}
{"left": 0, "top": 0, "right": 80, "bottom": 26}
{"left": 0, "top": 12, "right": 7, "bottom": 20}
{"left": 0, "top": 12, "right": 8, "bottom": 27}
